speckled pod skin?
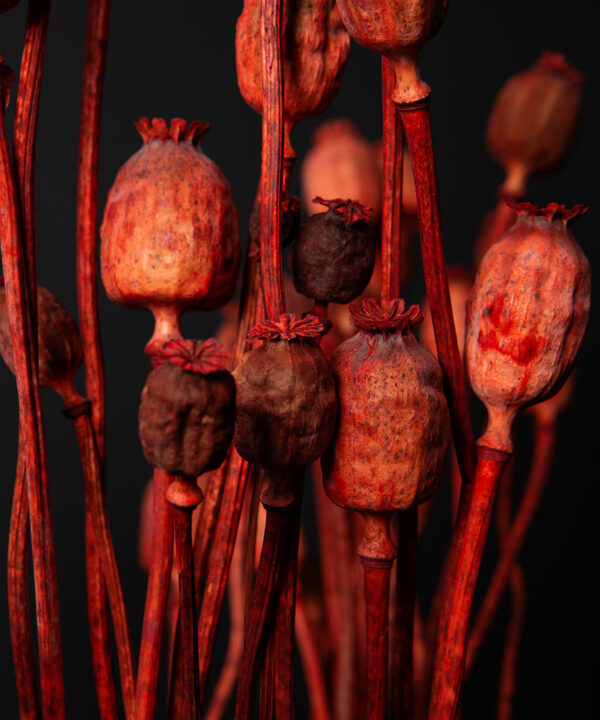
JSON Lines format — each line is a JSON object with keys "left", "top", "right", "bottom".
{"left": 234, "top": 340, "right": 337, "bottom": 478}
{"left": 323, "top": 301, "right": 450, "bottom": 512}
{"left": 0, "top": 285, "right": 81, "bottom": 392}
{"left": 301, "top": 119, "right": 382, "bottom": 218}
{"left": 139, "top": 362, "right": 235, "bottom": 478}
{"left": 487, "top": 53, "right": 584, "bottom": 190}
{"left": 334, "top": 0, "right": 448, "bottom": 103}
{"left": 466, "top": 202, "right": 590, "bottom": 453}
{"left": 291, "top": 205, "right": 375, "bottom": 304}
{"left": 236, "top": 0, "right": 349, "bottom": 136}
{"left": 100, "top": 118, "right": 239, "bottom": 323}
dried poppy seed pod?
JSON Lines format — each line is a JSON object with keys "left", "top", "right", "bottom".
{"left": 301, "top": 119, "right": 382, "bottom": 218}
{"left": 236, "top": 0, "right": 350, "bottom": 158}
{"left": 101, "top": 118, "right": 240, "bottom": 354}
{"left": 233, "top": 315, "right": 337, "bottom": 506}
{"left": 0, "top": 284, "right": 81, "bottom": 397}
{"left": 139, "top": 338, "right": 235, "bottom": 478}
{"left": 323, "top": 299, "right": 450, "bottom": 513}
{"left": 487, "top": 52, "right": 584, "bottom": 195}
{"left": 335, "top": 0, "right": 448, "bottom": 104}
{"left": 466, "top": 202, "right": 590, "bottom": 453}
{"left": 291, "top": 197, "right": 375, "bottom": 304}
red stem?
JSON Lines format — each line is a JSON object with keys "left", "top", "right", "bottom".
{"left": 76, "top": 0, "right": 110, "bottom": 459}
{"left": 7, "top": 436, "right": 39, "bottom": 719}
{"left": 69, "top": 406, "right": 135, "bottom": 719}
{"left": 260, "top": 624, "right": 277, "bottom": 720}
{"left": 0, "top": 71, "right": 66, "bottom": 720}
{"left": 428, "top": 445, "right": 510, "bottom": 720}
{"left": 295, "top": 593, "right": 331, "bottom": 720}
{"left": 394, "top": 508, "right": 417, "bottom": 720}
{"left": 465, "top": 421, "right": 555, "bottom": 673}
{"left": 381, "top": 57, "right": 404, "bottom": 305}
{"left": 136, "top": 469, "right": 174, "bottom": 720}
{"left": 259, "top": 0, "right": 285, "bottom": 319}
{"left": 234, "top": 504, "right": 288, "bottom": 720}
{"left": 399, "top": 100, "right": 475, "bottom": 489}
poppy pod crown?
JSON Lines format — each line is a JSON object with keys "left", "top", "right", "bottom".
{"left": 466, "top": 201, "right": 590, "bottom": 453}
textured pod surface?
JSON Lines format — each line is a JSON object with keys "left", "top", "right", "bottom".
{"left": 292, "top": 203, "right": 374, "bottom": 304}
{"left": 301, "top": 119, "right": 382, "bottom": 217}
{"left": 0, "top": 285, "right": 81, "bottom": 391}
{"left": 139, "top": 363, "right": 235, "bottom": 478}
{"left": 487, "top": 52, "right": 584, "bottom": 178}
{"left": 335, "top": 0, "right": 448, "bottom": 102}
{"left": 236, "top": 0, "right": 349, "bottom": 126}
{"left": 323, "top": 300, "right": 450, "bottom": 512}
{"left": 466, "top": 203, "right": 590, "bottom": 450}
{"left": 101, "top": 118, "right": 239, "bottom": 314}
{"left": 234, "top": 340, "right": 337, "bottom": 475}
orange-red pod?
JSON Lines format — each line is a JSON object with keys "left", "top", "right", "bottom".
{"left": 466, "top": 202, "right": 590, "bottom": 453}
{"left": 487, "top": 52, "right": 584, "bottom": 195}
{"left": 100, "top": 118, "right": 239, "bottom": 352}
{"left": 323, "top": 299, "right": 450, "bottom": 512}
{"left": 334, "top": 0, "right": 448, "bottom": 103}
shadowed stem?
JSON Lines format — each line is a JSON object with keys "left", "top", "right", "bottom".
{"left": 295, "top": 592, "right": 331, "bottom": 720}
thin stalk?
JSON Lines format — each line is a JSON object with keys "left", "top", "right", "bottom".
{"left": 7, "top": 436, "right": 39, "bottom": 719}
{"left": 234, "top": 505, "right": 288, "bottom": 720}
{"left": 295, "top": 593, "right": 331, "bottom": 720}
{"left": 260, "top": 622, "right": 277, "bottom": 720}
{"left": 381, "top": 57, "right": 404, "bottom": 305}
{"left": 76, "top": 0, "right": 110, "bottom": 458}
{"left": 0, "top": 67, "right": 66, "bottom": 720}
{"left": 399, "top": 99, "right": 475, "bottom": 489}
{"left": 244, "top": 469, "right": 262, "bottom": 629}
{"left": 394, "top": 508, "right": 417, "bottom": 720}
{"left": 68, "top": 404, "right": 135, "bottom": 719}
{"left": 465, "top": 421, "right": 555, "bottom": 673}
{"left": 136, "top": 468, "right": 174, "bottom": 720}
{"left": 428, "top": 445, "right": 510, "bottom": 720}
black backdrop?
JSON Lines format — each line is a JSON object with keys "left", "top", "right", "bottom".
{"left": 0, "top": 1, "right": 598, "bottom": 717}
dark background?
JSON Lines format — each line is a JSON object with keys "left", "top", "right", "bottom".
{"left": 0, "top": 1, "right": 598, "bottom": 717}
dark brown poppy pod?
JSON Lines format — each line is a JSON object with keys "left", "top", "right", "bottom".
{"left": 323, "top": 298, "right": 450, "bottom": 513}
{"left": 0, "top": 0, "right": 19, "bottom": 14}
{"left": 291, "top": 197, "right": 375, "bottom": 304}
{"left": 100, "top": 118, "right": 240, "bottom": 353}
{"left": 233, "top": 314, "right": 337, "bottom": 505}
{"left": 0, "top": 284, "right": 82, "bottom": 396}
{"left": 249, "top": 192, "right": 302, "bottom": 249}
{"left": 139, "top": 338, "right": 235, "bottom": 478}
{"left": 487, "top": 52, "right": 585, "bottom": 195}
{"left": 466, "top": 202, "right": 590, "bottom": 453}
{"left": 334, "top": 0, "right": 448, "bottom": 104}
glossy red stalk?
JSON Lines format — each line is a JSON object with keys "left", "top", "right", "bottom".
{"left": 399, "top": 100, "right": 475, "bottom": 488}
{"left": 465, "top": 421, "right": 556, "bottom": 673}
{"left": 295, "top": 593, "right": 331, "bottom": 720}
{"left": 428, "top": 445, "right": 510, "bottom": 720}
{"left": 136, "top": 468, "right": 174, "bottom": 720}
{"left": 0, "top": 65, "right": 66, "bottom": 720}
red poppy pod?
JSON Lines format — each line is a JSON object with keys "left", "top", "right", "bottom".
{"left": 100, "top": 118, "right": 240, "bottom": 350}
{"left": 301, "top": 119, "right": 382, "bottom": 218}
{"left": 466, "top": 202, "right": 590, "bottom": 453}
{"left": 323, "top": 299, "right": 450, "bottom": 513}
{"left": 0, "top": 284, "right": 81, "bottom": 395}
{"left": 291, "top": 197, "right": 375, "bottom": 304}
{"left": 487, "top": 52, "right": 584, "bottom": 194}
{"left": 235, "top": 0, "right": 350, "bottom": 149}
{"left": 335, "top": 0, "right": 448, "bottom": 103}
{"left": 139, "top": 339, "right": 235, "bottom": 478}
{"left": 233, "top": 315, "right": 337, "bottom": 500}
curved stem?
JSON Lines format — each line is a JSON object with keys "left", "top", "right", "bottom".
{"left": 234, "top": 504, "right": 289, "bottom": 720}
{"left": 259, "top": 0, "right": 286, "bottom": 319}
{"left": 381, "top": 57, "right": 404, "bottom": 305}
{"left": 7, "top": 435, "right": 39, "bottom": 719}
{"left": 399, "top": 99, "right": 475, "bottom": 490}
{"left": 465, "top": 421, "right": 555, "bottom": 673}
{"left": 136, "top": 468, "right": 174, "bottom": 720}
{"left": 295, "top": 593, "right": 331, "bottom": 720}
{"left": 394, "top": 508, "right": 417, "bottom": 720}
{"left": 76, "top": 0, "right": 110, "bottom": 458}
{"left": 69, "top": 407, "right": 135, "bottom": 719}
{"left": 428, "top": 445, "right": 510, "bottom": 720}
